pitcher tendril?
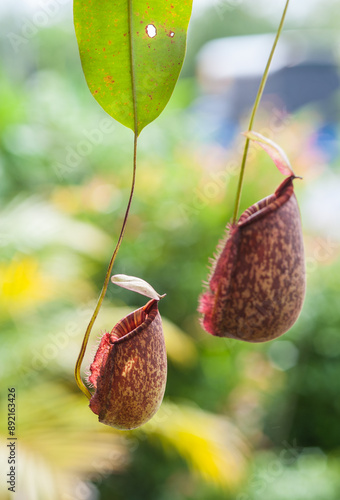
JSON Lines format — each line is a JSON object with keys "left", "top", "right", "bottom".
{"left": 74, "top": 133, "right": 138, "bottom": 399}
{"left": 232, "top": 0, "right": 290, "bottom": 224}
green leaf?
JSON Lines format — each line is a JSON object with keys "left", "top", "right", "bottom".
{"left": 243, "top": 130, "right": 296, "bottom": 177}
{"left": 74, "top": 0, "right": 193, "bottom": 135}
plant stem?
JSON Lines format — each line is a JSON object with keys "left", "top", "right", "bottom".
{"left": 74, "top": 133, "right": 138, "bottom": 399}
{"left": 232, "top": 0, "right": 290, "bottom": 224}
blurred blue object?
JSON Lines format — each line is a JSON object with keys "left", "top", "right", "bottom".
{"left": 315, "top": 123, "right": 339, "bottom": 162}
{"left": 194, "top": 31, "right": 340, "bottom": 154}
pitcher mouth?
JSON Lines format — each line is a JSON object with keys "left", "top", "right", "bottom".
{"left": 110, "top": 299, "right": 159, "bottom": 344}
{"left": 238, "top": 176, "right": 295, "bottom": 229}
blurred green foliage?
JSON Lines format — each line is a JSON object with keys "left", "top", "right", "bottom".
{"left": 1, "top": 2, "right": 340, "bottom": 500}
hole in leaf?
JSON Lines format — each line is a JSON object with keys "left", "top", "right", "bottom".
{"left": 169, "top": 31, "right": 175, "bottom": 37}
{"left": 146, "top": 24, "right": 157, "bottom": 38}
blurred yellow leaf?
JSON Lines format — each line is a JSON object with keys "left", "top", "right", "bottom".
{"left": 0, "top": 257, "right": 56, "bottom": 313}
{"left": 142, "top": 401, "right": 249, "bottom": 488}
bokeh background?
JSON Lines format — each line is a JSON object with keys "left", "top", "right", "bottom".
{"left": 1, "top": 0, "right": 340, "bottom": 499}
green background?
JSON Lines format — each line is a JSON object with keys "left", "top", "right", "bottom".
{"left": 1, "top": 1, "right": 340, "bottom": 499}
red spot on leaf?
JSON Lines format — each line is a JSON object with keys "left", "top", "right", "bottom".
{"left": 104, "top": 75, "right": 115, "bottom": 85}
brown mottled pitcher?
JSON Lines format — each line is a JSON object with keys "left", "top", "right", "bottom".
{"left": 89, "top": 299, "right": 167, "bottom": 429}
{"left": 199, "top": 176, "right": 305, "bottom": 342}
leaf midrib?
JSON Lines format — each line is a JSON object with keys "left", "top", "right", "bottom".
{"left": 128, "top": 0, "right": 138, "bottom": 135}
